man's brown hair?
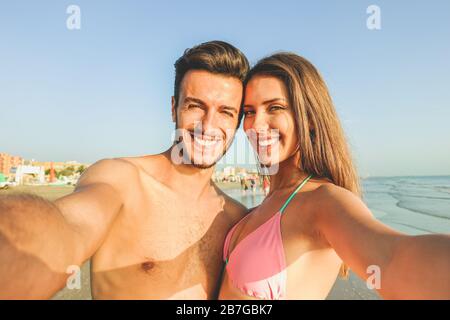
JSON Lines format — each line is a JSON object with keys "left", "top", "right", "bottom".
{"left": 174, "top": 40, "right": 249, "bottom": 125}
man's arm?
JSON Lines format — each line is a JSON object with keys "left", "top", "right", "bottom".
{"left": 314, "top": 184, "right": 450, "bottom": 299}
{"left": 0, "top": 158, "right": 134, "bottom": 299}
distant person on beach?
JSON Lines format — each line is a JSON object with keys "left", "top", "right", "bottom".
{"left": 250, "top": 177, "right": 257, "bottom": 194}
{"left": 0, "top": 41, "right": 250, "bottom": 299}
{"left": 262, "top": 176, "right": 270, "bottom": 196}
{"left": 219, "top": 53, "right": 450, "bottom": 300}
{"left": 243, "top": 178, "right": 249, "bottom": 194}
{"left": 240, "top": 177, "right": 246, "bottom": 195}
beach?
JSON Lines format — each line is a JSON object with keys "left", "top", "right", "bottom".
{"left": 3, "top": 175, "right": 449, "bottom": 300}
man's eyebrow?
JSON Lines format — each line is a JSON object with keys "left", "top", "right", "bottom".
{"left": 184, "top": 97, "right": 207, "bottom": 106}
{"left": 184, "top": 97, "right": 238, "bottom": 113}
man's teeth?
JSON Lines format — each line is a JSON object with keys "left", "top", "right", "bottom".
{"left": 194, "top": 135, "right": 220, "bottom": 146}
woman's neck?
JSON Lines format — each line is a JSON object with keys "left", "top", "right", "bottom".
{"left": 268, "top": 153, "right": 309, "bottom": 193}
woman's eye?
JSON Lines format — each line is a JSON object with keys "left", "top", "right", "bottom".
{"left": 269, "top": 105, "right": 285, "bottom": 111}
{"left": 244, "top": 110, "right": 255, "bottom": 116}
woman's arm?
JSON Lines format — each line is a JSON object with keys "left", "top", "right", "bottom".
{"left": 314, "top": 184, "right": 450, "bottom": 299}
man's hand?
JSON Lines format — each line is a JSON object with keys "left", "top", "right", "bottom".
{"left": 0, "top": 158, "right": 136, "bottom": 299}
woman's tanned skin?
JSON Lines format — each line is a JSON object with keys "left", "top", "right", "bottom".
{"left": 219, "top": 74, "right": 450, "bottom": 300}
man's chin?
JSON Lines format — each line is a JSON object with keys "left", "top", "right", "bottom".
{"left": 183, "top": 152, "right": 222, "bottom": 169}
{"left": 191, "top": 162, "right": 217, "bottom": 170}
{"left": 192, "top": 153, "right": 223, "bottom": 169}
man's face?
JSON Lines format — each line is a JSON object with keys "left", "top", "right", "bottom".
{"left": 172, "top": 70, "right": 243, "bottom": 169}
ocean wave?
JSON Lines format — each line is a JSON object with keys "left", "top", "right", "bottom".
{"left": 388, "top": 192, "right": 450, "bottom": 201}
{"left": 434, "top": 186, "right": 450, "bottom": 194}
{"left": 395, "top": 200, "right": 450, "bottom": 220}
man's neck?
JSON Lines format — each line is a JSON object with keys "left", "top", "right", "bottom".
{"left": 160, "top": 148, "right": 215, "bottom": 198}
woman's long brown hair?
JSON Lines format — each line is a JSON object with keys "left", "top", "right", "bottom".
{"left": 247, "top": 52, "right": 361, "bottom": 278}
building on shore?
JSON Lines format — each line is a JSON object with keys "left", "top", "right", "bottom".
{"left": 28, "top": 160, "right": 87, "bottom": 172}
{"left": 0, "top": 152, "right": 90, "bottom": 184}
{"left": 14, "top": 165, "right": 46, "bottom": 185}
{"left": 213, "top": 166, "right": 260, "bottom": 183}
{"left": 0, "top": 153, "right": 23, "bottom": 178}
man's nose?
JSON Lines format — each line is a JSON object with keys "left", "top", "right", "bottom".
{"left": 201, "top": 109, "right": 220, "bottom": 133}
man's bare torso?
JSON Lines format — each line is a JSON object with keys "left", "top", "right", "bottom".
{"left": 88, "top": 154, "right": 247, "bottom": 299}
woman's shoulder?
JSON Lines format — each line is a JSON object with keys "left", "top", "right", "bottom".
{"left": 310, "top": 182, "right": 373, "bottom": 234}
{"left": 285, "top": 181, "right": 361, "bottom": 230}
{"left": 313, "top": 182, "right": 362, "bottom": 209}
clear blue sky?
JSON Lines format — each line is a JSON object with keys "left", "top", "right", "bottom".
{"left": 1, "top": 0, "right": 449, "bottom": 177}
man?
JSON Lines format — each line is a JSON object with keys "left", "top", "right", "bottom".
{"left": 0, "top": 41, "right": 249, "bottom": 299}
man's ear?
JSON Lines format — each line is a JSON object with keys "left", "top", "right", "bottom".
{"left": 171, "top": 96, "right": 176, "bottom": 123}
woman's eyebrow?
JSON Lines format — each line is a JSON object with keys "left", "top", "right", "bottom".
{"left": 262, "top": 98, "right": 287, "bottom": 105}
{"left": 243, "top": 98, "right": 287, "bottom": 108}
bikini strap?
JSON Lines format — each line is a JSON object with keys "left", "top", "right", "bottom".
{"left": 224, "top": 223, "right": 239, "bottom": 265}
{"left": 224, "top": 212, "right": 251, "bottom": 265}
{"left": 279, "top": 174, "right": 313, "bottom": 214}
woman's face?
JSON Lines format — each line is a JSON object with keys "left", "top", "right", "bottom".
{"left": 243, "top": 75, "right": 299, "bottom": 167}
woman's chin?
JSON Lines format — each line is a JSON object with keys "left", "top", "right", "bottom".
{"left": 257, "top": 152, "right": 296, "bottom": 174}
{"left": 257, "top": 156, "right": 280, "bottom": 172}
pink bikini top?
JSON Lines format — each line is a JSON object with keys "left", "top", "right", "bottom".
{"left": 223, "top": 174, "right": 312, "bottom": 300}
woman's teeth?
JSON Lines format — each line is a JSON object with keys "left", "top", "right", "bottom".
{"left": 258, "top": 138, "right": 277, "bottom": 147}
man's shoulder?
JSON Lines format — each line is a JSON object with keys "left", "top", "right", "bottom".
{"left": 76, "top": 157, "right": 142, "bottom": 189}
{"left": 89, "top": 157, "right": 141, "bottom": 175}
{"left": 213, "top": 184, "right": 248, "bottom": 222}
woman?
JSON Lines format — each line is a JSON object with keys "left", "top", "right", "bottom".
{"left": 218, "top": 52, "right": 450, "bottom": 300}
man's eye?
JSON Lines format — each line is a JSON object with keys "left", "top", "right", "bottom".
{"left": 244, "top": 110, "right": 255, "bottom": 116}
{"left": 222, "top": 111, "right": 234, "bottom": 117}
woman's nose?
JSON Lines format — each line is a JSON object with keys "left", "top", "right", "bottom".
{"left": 251, "top": 112, "right": 270, "bottom": 132}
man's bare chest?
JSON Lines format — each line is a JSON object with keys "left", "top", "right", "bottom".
{"left": 94, "top": 188, "right": 232, "bottom": 274}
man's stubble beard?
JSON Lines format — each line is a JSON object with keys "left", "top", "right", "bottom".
{"left": 173, "top": 120, "right": 236, "bottom": 170}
